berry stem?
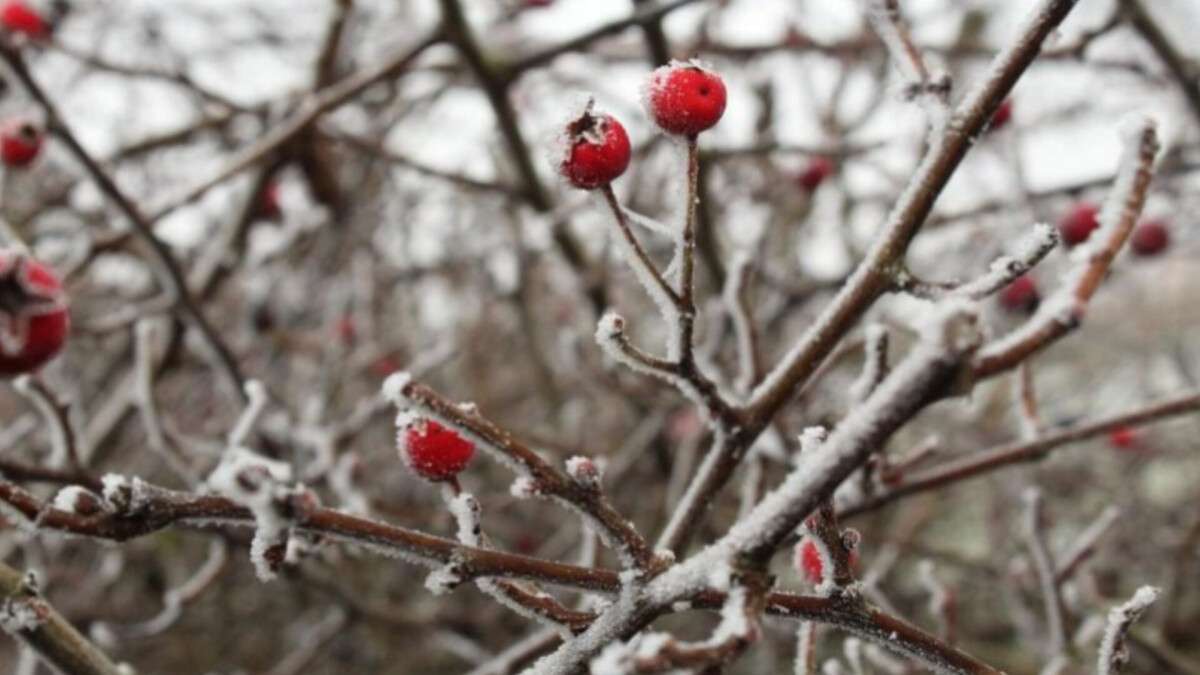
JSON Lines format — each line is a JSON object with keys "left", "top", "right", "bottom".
{"left": 677, "top": 136, "right": 700, "bottom": 360}
{"left": 600, "top": 184, "right": 681, "bottom": 309}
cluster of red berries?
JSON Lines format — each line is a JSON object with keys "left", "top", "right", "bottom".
{"left": 402, "top": 419, "right": 476, "bottom": 482}
{"left": 0, "top": 0, "right": 48, "bottom": 40}
{"left": 0, "top": 249, "right": 68, "bottom": 374}
{"left": 558, "top": 62, "right": 726, "bottom": 190}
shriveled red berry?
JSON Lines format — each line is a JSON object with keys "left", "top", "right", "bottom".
{"left": 797, "top": 156, "right": 834, "bottom": 192}
{"left": 1130, "top": 219, "right": 1169, "bottom": 256}
{"left": 1058, "top": 202, "right": 1099, "bottom": 246}
{"left": 645, "top": 62, "right": 726, "bottom": 137}
{"left": 0, "top": 250, "right": 68, "bottom": 375}
{"left": 1108, "top": 426, "right": 1138, "bottom": 451}
{"left": 558, "top": 104, "right": 630, "bottom": 190}
{"left": 402, "top": 419, "right": 475, "bottom": 482}
{"left": 990, "top": 99, "right": 1013, "bottom": 131}
{"left": 0, "top": 1, "right": 47, "bottom": 39}
{"left": 0, "top": 119, "right": 42, "bottom": 168}
{"left": 999, "top": 275, "right": 1039, "bottom": 313}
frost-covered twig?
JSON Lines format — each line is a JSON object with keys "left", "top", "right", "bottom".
{"left": 860, "top": 0, "right": 950, "bottom": 123}
{"left": 972, "top": 117, "right": 1161, "bottom": 378}
{"left": 1015, "top": 362, "right": 1043, "bottom": 439}
{"left": 1097, "top": 586, "right": 1160, "bottom": 675}
{"left": 849, "top": 325, "right": 890, "bottom": 404}
{"left": 1023, "top": 489, "right": 1067, "bottom": 659}
{"left": 795, "top": 622, "right": 818, "bottom": 675}
{"left": 12, "top": 376, "right": 82, "bottom": 474}
{"left": 723, "top": 252, "right": 761, "bottom": 395}
{"left": 841, "top": 389, "right": 1200, "bottom": 518}
{"left": 1055, "top": 506, "right": 1120, "bottom": 586}
{"left": 385, "top": 376, "right": 659, "bottom": 571}
{"left": 919, "top": 560, "right": 957, "bottom": 646}
{"left": 0, "top": 563, "right": 131, "bottom": 675}
{"left": 894, "top": 223, "right": 1059, "bottom": 301}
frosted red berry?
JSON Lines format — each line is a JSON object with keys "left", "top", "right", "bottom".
{"left": 559, "top": 106, "right": 630, "bottom": 190}
{"left": 403, "top": 419, "right": 475, "bottom": 482}
{"left": 645, "top": 63, "right": 726, "bottom": 137}
{"left": 797, "top": 156, "right": 834, "bottom": 192}
{"left": 1130, "top": 219, "right": 1169, "bottom": 256}
{"left": 1058, "top": 202, "right": 1099, "bottom": 246}
{"left": 0, "top": 1, "right": 47, "bottom": 39}
{"left": 990, "top": 99, "right": 1013, "bottom": 131}
{"left": 0, "top": 250, "right": 68, "bottom": 375}
{"left": 1107, "top": 426, "right": 1137, "bottom": 451}
{"left": 796, "top": 538, "right": 825, "bottom": 584}
{"left": 999, "top": 275, "right": 1038, "bottom": 313}
{"left": 0, "top": 119, "right": 42, "bottom": 168}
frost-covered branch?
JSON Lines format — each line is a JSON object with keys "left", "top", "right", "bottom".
{"left": 1022, "top": 489, "right": 1067, "bottom": 659}
{"left": 1097, "top": 586, "right": 1160, "bottom": 675}
{"left": 0, "top": 563, "right": 130, "bottom": 675}
{"left": 1055, "top": 506, "right": 1121, "bottom": 586}
{"left": 12, "top": 376, "right": 82, "bottom": 474}
{"left": 894, "top": 223, "right": 1059, "bottom": 301}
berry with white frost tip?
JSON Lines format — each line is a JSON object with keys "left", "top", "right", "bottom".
{"left": 0, "top": 250, "right": 68, "bottom": 375}
{"left": 558, "top": 101, "right": 631, "bottom": 190}
{"left": 402, "top": 419, "right": 475, "bottom": 482}
{"left": 644, "top": 61, "right": 727, "bottom": 137}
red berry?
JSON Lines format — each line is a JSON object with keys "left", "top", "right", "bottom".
{"left": 523, "top": 0, "right": 553, "bottom": 7}
{"left": 1058, "top": 202, "right": 1099, "bottom": 246}
{"left": 990, "top": 99, "right": 1013, "bottom": 131}
{"left": 0, "top": 119, "right": 42, "bottom": 168}
{"left": 0, "top": 1, "right": 47, "bottom": 39}
{"left": 335, "top": 315, "right": 356, "bottom": 344}
{"left": 1108, "top": 426, "right": 1138, "bottom": 451}
{"left": 645, "top": 63, "right": 727, "bottom": 137}
{"left": 797, "top": 156, "right": 834, "bottom": 192}
{"left": 258, "top": 181, "right": 282, "bottom": 220}
{"left": 402, "top": 419, "right": 475, "bottom": 482}
{"left": 370, "top": 354, "right": 401, "bottom": 378}
{"left": 999, "top": 275, "right": 1039, "bottom": 313}
{"left": 0, "top": 250, "right": 68, "bottom": 375}
{"left": 796, "top": 538, "right": 825, "bottom": 584}
{"left": 559, "top": 104, "right": 630, "bottom": 190}
{"left": 1130, "top": 219, "right": 1169, "bottom": 256}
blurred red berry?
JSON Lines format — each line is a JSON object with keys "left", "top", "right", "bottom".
{"left": 0, "top": 250, "right": 68, "bottom": 375}
{"left": 1130, "top": 219, "right": 1169, "bottom": 256}
{"left": 990, "top": 99, "right": 1013, "bottom": 131}
{"left": 335, "top": 315, "right": 356, "bottom": 345}
{"left": 369, "top": 354, "right": 401, "bottom": 378}
{"left": 796, "top": 538, "right": 825, "bottom": 584}
{"left": 258, "top": 181, "right": 282, "bottom": 220}
{"left": 523, "top": 0, "right": 553, "bottom": 7}
{"left": 797, "top": 156, "right": 834, "bottom": 192}
{"left": 403, "top": 419, "right": 475, "bottom": 482}
{"left": 645, "top": 63, "right": 727, "bottom": 137}
{"left": 0, "top": 119, "right": 42, "bottom": 168}
{"left": 559, "top": 105, "right": 630, "bottom": 190}
{"left": 999, "top": 275, "right": 1039, "bottom": 313}
{"left": 1107, "top": 426, "right": 1138, "bottom": 451}
{"left": 0, "top": 1, "right": 48, "bottom": 39}
{"left": 1058, "top": 202, "right": 1099, "bottom": 246}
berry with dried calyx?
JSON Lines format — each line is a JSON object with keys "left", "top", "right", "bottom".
{"left": 0, "top": 250, "right": 68, "bottom": 375}
{"left": 644, "top": 61, "right": 727, "bottom": 137}
{"left": 402, "top": 419, "right": 475, "bottom": 482}
{"left": 1130, "top": 219, "right": 1169, "bottom": 256}
{"left": 558, "top": 102, "right": 630, "bottom": 190}
{"left": 0, "top": 119, "right": 43, "bottom": 168}
{"left": 1058, "top": 202, "right": 1099, "bottom": 246}
{"left": 999, "top": 275, "right": 1038, "bottom": 313}
{"left": 797, "top": 156, "right": 834, "bottom": 192}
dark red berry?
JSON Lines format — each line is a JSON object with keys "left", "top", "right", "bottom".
{"left": 0, "top": 250, "right": 68, "bottom": 375}
{"left": 645, "top": 63, "right": 727, "bottom": 137}
{"left": 999, "top": 275, "right": 1039, "bottom": 313}
{"left": 559, "top": 105, "right": 630, "bottom": 190}
{"left": 0, "top": 119, "right": 42, "bottom": 168}
{"left": 0, "top": 1, "right": 47, "bottom": 39}
{"left": 370, "top": 354, "right": 401, "bottom": 378}
{"left": 523, "top": 0, "right": 553, "bottom": 7}
{"left": 990, "top": 99, "right": 1013, "bottom": 131}
{"left": 797, "top": 156, "right": 834, "bottom": 192}
{"left": 403, "top": 419, "right": 475, "bottom": 482}
{"left": 1130, "top": 219, "right": 1169, "bottom": 256}
{"left": 258, "top": 181, "right": 282, "bottom": 220}
{"left": 1108, "top": 426, "right": 1137, "bottom": 451}
{"left": 1058, "top": 202, "right": 1099, "bottom": 246}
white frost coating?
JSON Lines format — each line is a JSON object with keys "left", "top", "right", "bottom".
{"left": 424, "top": 565, "right": 462, "bottom": 595}
{"left": 51, "top": 486, "right": 104, "bottom": 514}
{"left": 510, "top": 475, "right": 539, "bottom": 499}
{"left": 0, "top": 599, "right": 43, "bottom": 634}
{"left": 328, "top": 452, "right": 369, "bottom": 516}
{"left": 953, "top": 222, "right": 1058, "bottom": 300}
{"left": 1097, "top": 586, "right": 1160, "bottom": 675}
{"left": 207, "top": 447, "right": 295, "bottom": 582}
{"left": 795, "top": 622, "right": 817, "bottom": 675}
{"left": 723, "top": 251, "right": 756, "bottom": 395}
{"left": 621, "top": 205, "right": 676, "bottom": 239}
{"left": 565, "top": 456, "right": 601, "bottom": 489}
{"left": 639, "top": 58, "right": 717, "bottom": 123}
{"left": 380, "top": 370, "right": 413, "bottom": 404}
{"left": 848, "top": 325, "right": 888, "bottom": 403}
{"left": 594, "top": 312, "right": 712, "bottom": 416}
{"left": 227, "top": 379, "right": 268, "bottom": 448}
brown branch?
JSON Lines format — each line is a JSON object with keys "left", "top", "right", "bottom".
{"left": 1122, "top": 0, "right": 1200, "bottom": 128}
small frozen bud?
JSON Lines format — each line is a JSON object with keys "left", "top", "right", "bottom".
{"left": 565, "top": 455, "right": 601, "bottom": 490}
